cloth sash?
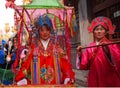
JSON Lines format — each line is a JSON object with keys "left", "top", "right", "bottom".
{"left": 31, "top": 55, "right": 40, "bottom": 84}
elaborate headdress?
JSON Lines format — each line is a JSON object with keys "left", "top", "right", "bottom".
{"left": 34, "top": 15, "right": 52, "bottom": 30}
{"left": 88, "top": 16, "right": 116, "bottom": 34}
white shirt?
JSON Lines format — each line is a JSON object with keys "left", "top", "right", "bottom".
{"left": 96, "top": 41, "right": 100, "bottom": 45}
{"left": 40, "top": 38, "right": 50, "bottom": 50}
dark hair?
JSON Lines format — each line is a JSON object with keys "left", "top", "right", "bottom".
{"left": 38, "top": 23, "right": 51, "bottom": 33}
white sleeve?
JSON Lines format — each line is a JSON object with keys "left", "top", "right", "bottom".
{"left": 17, "top": 78, "right": 27, "bottom": 86}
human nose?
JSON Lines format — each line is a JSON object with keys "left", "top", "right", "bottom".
{"left": 43, "top": 30, "right": 47, "bottom": 33}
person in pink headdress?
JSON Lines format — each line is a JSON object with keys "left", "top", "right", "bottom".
{"left": 76, "top": 16, "right": 120, "bottom": 87}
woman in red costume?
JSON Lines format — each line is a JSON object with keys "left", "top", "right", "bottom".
{"left": 76, "top": 16, "right": 120, "bottom": 87}
{"left": 15, "top": 15, "right": 74, "bottom": 85}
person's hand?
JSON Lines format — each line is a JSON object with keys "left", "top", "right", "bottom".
{"left": 16, "top": 78, "right": 27, "bottom": 86}
{"left": 64, "top": 78, "right": 74, "bottom": 84}
{"left": 100, "top": 41, "right": 108, "bottom": 45}
{"left": 76, "top": 46, "right": 82, "bottom": 57}
{"left": 6, "top": 54, "right": 11, "bottom": 62}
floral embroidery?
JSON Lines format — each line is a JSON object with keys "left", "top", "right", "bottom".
{"left": 40, "top": 65, "right": 54, "bottom": 83}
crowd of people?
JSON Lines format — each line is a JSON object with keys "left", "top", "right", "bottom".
{"left": 0, "top": 36, "right": 17, "bottom": 85}
{"left": 0, "top": 15, "right": 120, "bottom": 87}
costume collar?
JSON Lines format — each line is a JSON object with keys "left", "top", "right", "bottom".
{"left": 40, "top": 38, "right": 50, "bottom": 50}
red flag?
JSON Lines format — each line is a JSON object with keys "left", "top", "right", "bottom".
{"left": 13, "top": 21, "right": 23, "bottom": 73}
{"left": 65, "top": 14, "right": 71, "bottom": 62}
{"left": 13, "top": 10, "right": 24, "bottom": 73}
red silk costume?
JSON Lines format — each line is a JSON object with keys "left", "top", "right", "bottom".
{"left": 15, "top": 39, "right": 74, "bottom": 85}
{"left": 76, "top": 38, "right": 120, "bottom": 87}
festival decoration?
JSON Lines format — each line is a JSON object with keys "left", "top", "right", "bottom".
{"left": 23, "top": 0, "right": 32, "bottom": 5}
